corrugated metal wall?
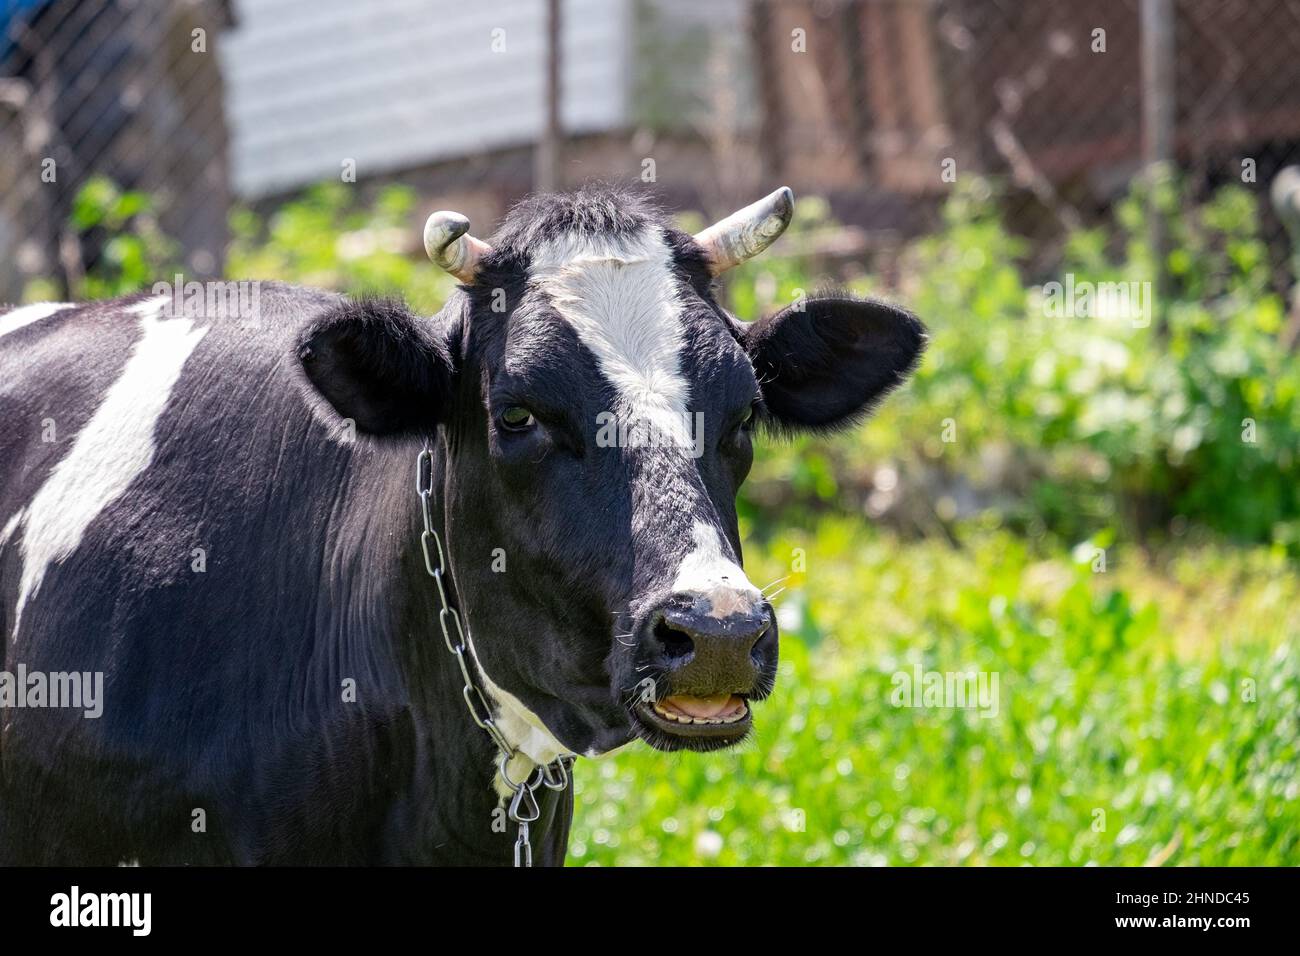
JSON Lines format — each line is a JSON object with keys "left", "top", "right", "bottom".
{"left": 220, "top": 0, "right": 632, "bottom": 197}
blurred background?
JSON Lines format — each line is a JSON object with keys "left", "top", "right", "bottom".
{"left": 2, "top": 0, "right": 1296, "bottom": 865}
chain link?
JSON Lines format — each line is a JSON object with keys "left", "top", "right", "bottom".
{"left": 416, "top": 447, "right": 574, "bottom": 867}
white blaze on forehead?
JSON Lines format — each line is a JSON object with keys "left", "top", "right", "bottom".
{"left": 0, "top": 302, "right": 73, "bottom": 341}
{"left": 11, "top": 297, "right": 208, "bottom": 640}
{"left": 672, "top": 521, "right": 761, "bottom": 619}
{"left": 530, "top": 228, "right": 761, "bottom": 616}
{"left": 528, "top": 227, "right": 694, "bottom": 449}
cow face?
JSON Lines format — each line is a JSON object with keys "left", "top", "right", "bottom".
{"left": 299, "top": 186, "right": 925, "bottom": 763}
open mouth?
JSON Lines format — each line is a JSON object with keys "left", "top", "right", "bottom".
{"left": 632, "top": 692, "right": 753, "bottom": 749}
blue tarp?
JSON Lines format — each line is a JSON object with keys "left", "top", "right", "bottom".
{"left": 0, "top": 0, "right": 56, "bottom": 66}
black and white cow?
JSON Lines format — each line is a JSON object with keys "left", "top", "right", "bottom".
{"left": 0, "top": 185, "right": 924, "bottom": 865}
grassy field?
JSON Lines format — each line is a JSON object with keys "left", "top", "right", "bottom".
{"left": 569, "top": 520, "right": 1300, "bottom": 865}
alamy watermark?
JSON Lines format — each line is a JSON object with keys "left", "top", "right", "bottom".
{"left": 1041, "top": 273, "right": 1152, "bottom": 327}
{"left": 595, "top": 410, "right": 706, "bottom": 458}
{"left": 152, "top": 274, "right": 262, "bottom": 326}
{"left": 50, "top": 886, "right": 150, "bottom": 936}
{"left": 890, "top": 664, "right": 999, "bottom": 719}
{"left": 0, "top": 665, "right": 103, "bottom": 718}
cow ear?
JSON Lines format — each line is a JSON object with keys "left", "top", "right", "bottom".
{"left": 739, "top": 295, "right": 926, "bottom": 432}
{"left": 297, "top": 298, "right": 455, "bottom": 437}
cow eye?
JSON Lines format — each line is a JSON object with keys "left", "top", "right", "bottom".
{"left": 737, "top": 402, "right": 758, "bottom": 429}
{"left": 499, "top": 405, "right": 536, "bottom": 431}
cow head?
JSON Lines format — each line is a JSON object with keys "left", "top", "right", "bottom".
{"left": 299, "top": 185, "right": 925, "bottom": 763}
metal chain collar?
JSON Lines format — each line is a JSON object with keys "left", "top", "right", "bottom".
{"left": 415, "top": 448, "right": 574, "bottom": 867}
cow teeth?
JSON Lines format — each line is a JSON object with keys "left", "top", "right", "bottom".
{"left": 651, "top": 702, "right": 685, "bottom": 721}
{"left": 651, "top": 701, "right": 748, "bottom": 724}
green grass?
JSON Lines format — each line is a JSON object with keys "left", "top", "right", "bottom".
{"left": 569, "top": 520, "right": 1300, "bottom": 865}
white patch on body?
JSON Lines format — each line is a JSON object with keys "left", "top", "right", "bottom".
{"left": 465, "top": 621, "right": 635, "bottom": 798}
{"left": 0, "top": 511, "right": 22, "bottom": 549}
{"left": 457, "top": 619, "right": 574, "bottom": 798}
{"left": 10, "top": 297, "right": 208, "bottom": 640}
{"left": 0, "top": 302, "right": 73, "bottom": 341}
{"left": 474, "top": 664, "right": 572, "bottom": 801}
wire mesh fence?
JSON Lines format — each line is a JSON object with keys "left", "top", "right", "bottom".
{"left": 0, "top": 0, "right": 233, "bottom": 300}
{"left": 3, "top": 0, "right": 1300, "bottom": 301}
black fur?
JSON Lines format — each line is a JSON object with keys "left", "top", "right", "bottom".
{"left": 739, "top": 295, "right": 927, "bottom": 433}
{"left": 298, "top": 297, "right": 454, "bottom": 437}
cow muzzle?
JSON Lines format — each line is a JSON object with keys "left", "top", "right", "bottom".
{"left": 627, "top": 593, "right": 779, "bottom": 751}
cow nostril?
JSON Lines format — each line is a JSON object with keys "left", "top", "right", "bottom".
{"left": 653, "top": 617, "right": 694, "bottom": 661}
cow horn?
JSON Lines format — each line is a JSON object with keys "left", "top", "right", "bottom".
{"left": 693, "top": 186, "right": 795, "bottom": 275}
{"left": 423, "top": 211, "right": 492, "bottom": 282}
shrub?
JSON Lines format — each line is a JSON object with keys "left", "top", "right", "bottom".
{"left": 742, "top": 175, "right": 1300, "bottom": 549}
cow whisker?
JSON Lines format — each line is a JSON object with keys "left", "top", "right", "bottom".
{"left": 622, "top": 682, "right": 658, "bottom": 709}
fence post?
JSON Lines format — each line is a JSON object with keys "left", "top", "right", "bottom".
{"left": 1140, "top": 0, "right": 1176, "bottom": 337}
{"left": 1271, "top": 167, "right": 1300, "bottom": 350}
{"left": 536, "top": 0, "right": 562, "bottom": 193}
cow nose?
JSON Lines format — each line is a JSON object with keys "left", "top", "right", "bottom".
{"left": 644, "top": 597, "right": 776, "bottom": 695}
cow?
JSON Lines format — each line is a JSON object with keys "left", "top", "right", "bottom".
{"left": 0, "top": 184, "right": 924, "bottom": 865}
